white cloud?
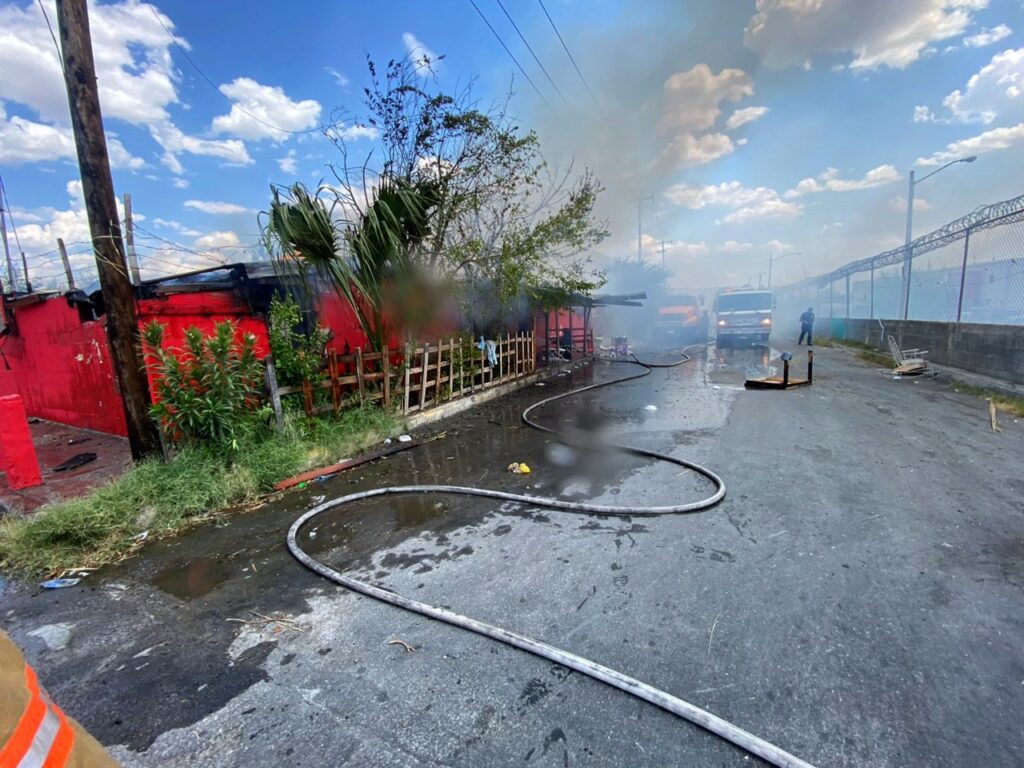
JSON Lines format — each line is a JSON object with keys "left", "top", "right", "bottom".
{"left": 324, "top": 67, "right": 350, "bottom": 87}
{"left": 0, "top": 105, "right": 144, "bottom": 169}
{"left": 211, "top": 78, "right": 321, "bottom": 141}
{"left": 915, "top": 120, "right": 1024, "bottom": 164}
{"left": 963, "top": 24, "right": 1012, "bottom": 47}
{"left": 184, "top": 200, "right": 255, "bottom": 215}
{"left": 403, "top": 33, "right": 439, "bottom": 77}
{"left": 193, "top": 231, "right": 240, "bottom": 250}
{"left": 278, "top": 149, "right": 298, "bottom": 174}
{"left": 639, "top": 234, "right": 709, "bottom": 263}
{"left": 172, "top": 177, "right": 189, "bottom": 189}
{"left": 664, "top": 181, "right": 779, "bottom": 209}
{"left": 744, "top": 0, "right": 986, "bottom": 71}
{"left": 721, "top": 198, "right": 804, "bottom": 224}
{"left": 657, "top": 64, "right": 757, "bottom": 169}
{"left": 663, "top": 179, "right": 804, "bottom": 224}
{"left": 0, "top": 0, "right": 180, "bottom": 126}
{"left": 335, "top": 123, "right": 380, "bottom": 141}
{"left": 149, "top": 122, "right": 253, "bottom": 174}
{"left": 888, "top": 195, "right": 934, "bottom": 212}
{"left": 660, "top": 64, "right": 754, "bottom": 133}
{"left": 785, "top": 164, "right": 901, "bottom": 197}
{"left": 659, "top": 132, "right": 736, "bottom": 169}
{"left": 940, "top": 47, "right": 1024, "bottom": 123}
{"left": 914, "top": 105, "right": 936, "bottom": 122}
{"left": 725, "top": 106, "right": 770, "bottom": 130}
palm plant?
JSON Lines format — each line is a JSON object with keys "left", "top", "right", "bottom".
{"left": 262, "top": 179, "right": 439, "bottom": 352}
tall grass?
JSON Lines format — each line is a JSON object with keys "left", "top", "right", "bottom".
{"left": 0, "top": 407, "right": 397, "bottom": 576}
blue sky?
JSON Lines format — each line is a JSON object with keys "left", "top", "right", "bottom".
{"left": 1, "top": 0, "right": 1023, "bottom": 290}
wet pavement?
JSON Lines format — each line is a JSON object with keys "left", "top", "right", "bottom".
{"left": 2, "top": 342, "right": 1023, "bottom": 767}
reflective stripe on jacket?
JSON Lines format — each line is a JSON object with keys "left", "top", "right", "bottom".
{"left": 1, "top": 631, "right": 119, "bottom": 768}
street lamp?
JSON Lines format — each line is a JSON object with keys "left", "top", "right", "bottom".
{"left": 900, "top": 155, "right": 976, "bottom": 319}
{"left": 768, "top": 250, "right": 802, "bottom": 289}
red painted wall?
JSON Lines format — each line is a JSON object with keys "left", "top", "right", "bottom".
{"left": 0, "top": 297, "right": 129, "bottom": 435}
{"left": 137, "top": 292, "right": 271, "bottom": 358}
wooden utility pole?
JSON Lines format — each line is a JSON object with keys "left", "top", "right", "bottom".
{"left": 57, "top": 238, "right": 76, "bottom": 290}
{"left": 123, "top": 193, "right": 141, "bottom": 284}
{"left": 19, "top": 252, "right": 31, "bottom": 293}
{"left": 57, "top": 0, "right": 160, "bottom": 459}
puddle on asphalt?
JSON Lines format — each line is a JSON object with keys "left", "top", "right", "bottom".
{"left": 152, "top": 557, "right": 229, "bottom": 599}
{"left": 707, "top": 343, "right": 786, "bottom": 383}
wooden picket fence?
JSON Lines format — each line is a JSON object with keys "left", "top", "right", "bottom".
{"left": 266, "top": 332, "right": 536, "bottom": 422}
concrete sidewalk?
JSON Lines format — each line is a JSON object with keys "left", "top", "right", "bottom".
{"left": 0, "top": 420, "right": 130, "bottom": 514}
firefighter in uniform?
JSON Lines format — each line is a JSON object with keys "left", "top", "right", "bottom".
{"left": 1, "top": 631, "right": 118, "bottom": 767}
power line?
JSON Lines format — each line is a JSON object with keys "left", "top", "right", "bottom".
{"left": 469, "top": 0, "right": 550, "bottom": 107}
{"left": 493, "top": 0, "right": 567, "bottom": 105}
{"left": 36, "top": 0, "right": 66, "bottom": 78}
{"left": 146, "top": 5, "right": 321, "bottom": 137}
{"left": 537, "top": 0, "right": 598, "bottom": 106}
{"left": 0, "top": 175, "right": 24, "bottom": 254}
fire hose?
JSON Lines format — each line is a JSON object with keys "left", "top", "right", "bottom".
{"left": 287, "top": 350, "right": 818, "bottom": 768}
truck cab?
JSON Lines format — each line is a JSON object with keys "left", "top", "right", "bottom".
{"left": 714, "top": 289, "right": 774, "bottom": 346}
{"left": 654, "top": 294, "right": 708, "bottom": 345}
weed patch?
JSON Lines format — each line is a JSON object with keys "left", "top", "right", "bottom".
{"left": 0, "top": 407, "right": 397, "bottom": 576}
{"left": 951, "top": 383, "right": 1024, "bottom": 417}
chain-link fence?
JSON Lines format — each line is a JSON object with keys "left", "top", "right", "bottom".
{"left": 777, "top": 194, "right": 1024, "bottom": 327}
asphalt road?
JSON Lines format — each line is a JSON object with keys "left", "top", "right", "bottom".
{"left": 3, "top": 341, "right": 1023, "bottom": 767}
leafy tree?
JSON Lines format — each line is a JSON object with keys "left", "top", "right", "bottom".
{"left": 262, "top": 55, "right": 608, "bottom": 351}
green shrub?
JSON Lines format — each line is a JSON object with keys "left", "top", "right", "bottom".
{"left": 142, "top": 320, "right": 269, "bottom": 449}
{"left": 267, "top": 293, "right": 330, "bottom": 387}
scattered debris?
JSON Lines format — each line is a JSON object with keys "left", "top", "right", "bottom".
{"left": 133, "top": 530, "right": 149, "bottom": 542}
{"left": 535, "top": 382, "right": 546, "bottom": 387}
{"left": 706, "top": 611, "right": 726, "bottom": 659}
{"left": 989, "top": 400, "right": 1002, "bottom": 432}
{"left": 27, "top": 623, "right": 73, "bottom": 651}
{"left": 388, "top": 638, "right": 417, "bottom": 653}
{"left": 226, "top": 611, "right": 305, "bottom": 633}
{"left": 40, "top": 578, "right": 81, "bottom": 589}
{"left": 67, "top": 437, "right": 92, "bottom": 445}
{"left": 644, "top": 404, "right": 658, "bottom": 412}
{"left": 51, "top": 452, "right": 98, "bottom": 472}
{"left": 507, "top": 462, "right": 531, "bottom": 474}
{"left": 398, "top": 434, "right": 413, "bottom": 443}
{"left": 384, "top": 438, "right": 393, "bottom": 445}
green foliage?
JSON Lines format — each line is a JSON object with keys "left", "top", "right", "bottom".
{"left": 267, "top": 294, "right": 330, "bottom": 387}
{"left": 263, "top": 56, "right": 609, "bottom": 337}
{"left": 142, "top": 320, "right": 268, "bottom": 449}
{"left": 0, "top": 406, "right": 398, "bottom": 576}
{"left": 263, "top": 178, "right": 439, "bottom": 352}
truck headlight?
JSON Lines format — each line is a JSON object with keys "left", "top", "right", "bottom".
{"left": 760, "top": 318, "right": 771, "bottom": 325}
{"left": 717, "top": 319, "right": 727, "bottom": 326}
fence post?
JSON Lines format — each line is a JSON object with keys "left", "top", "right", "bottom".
{"left": 403, "top": 343, "right": 412, "bottom": 414}
{"left": 419, "top": 343, "right": 430, "bottom": 409}
{"left": 57, "top": 238, "right": 76, "bottom": 291}
{"left": 382, "top": 348, "right": 392, "bottom": 410}
{"left": 869, "top": 261, "right": 874, "bottom": 320}
{"left": 354, "top": 347, "right": 365, "bottom": 404}
{"left": 264, "top": 357, "right": 284, "bottom": 431}
{"left": 956, "top": 227, "right": 971, "bottom": 322}
{"left": 329, "top": 349, "right": 340, "bottom": 413}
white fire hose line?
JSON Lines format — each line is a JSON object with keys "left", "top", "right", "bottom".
{"left": 287, "top": 349, "right": 818, "bottom": 768}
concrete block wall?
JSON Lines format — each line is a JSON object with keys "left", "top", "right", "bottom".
{"left": 829, "top": 318, "right": 1024, "bottom": 385}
